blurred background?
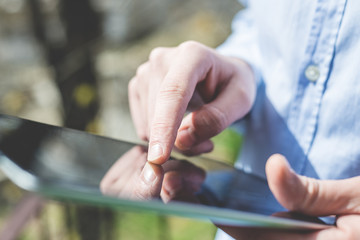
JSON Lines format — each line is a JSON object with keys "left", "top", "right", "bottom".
{"left": 0, "top": 0, "right": 242, "bottom": 239}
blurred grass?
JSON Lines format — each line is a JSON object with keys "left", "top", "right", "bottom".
{"left": 0, "top": 0, "right": 243, "bottom": 239}
{"left": 15, "top": 201, "right": 217, "bottom": 240}
{"left": 205, "top": 128, "right": 243, "bottom": 166}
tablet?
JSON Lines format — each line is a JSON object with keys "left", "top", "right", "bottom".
{"left": 0, "top": 114, "right": 331, "bottom": 230}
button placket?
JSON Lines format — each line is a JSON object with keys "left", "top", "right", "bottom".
{"left": 289, "top": 0, "right": 347, "bottom": 160}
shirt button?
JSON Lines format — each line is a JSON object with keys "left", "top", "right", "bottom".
{"left": 305, "top": 65, "right": 320, "bottom": 82}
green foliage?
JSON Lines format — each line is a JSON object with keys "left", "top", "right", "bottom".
{"left": 204, "top": 127, "right": 243, "bottom": 166}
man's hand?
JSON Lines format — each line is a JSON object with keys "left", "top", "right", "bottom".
{"left": 129, "top": 41, "right": 256, "bottom": 164}
{"left": 219, "top": 154, "right": 360, "bottom": 239}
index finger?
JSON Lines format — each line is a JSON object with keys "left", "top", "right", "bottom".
{"left": 147, "top": 42, "right": 212, "bottom": 164}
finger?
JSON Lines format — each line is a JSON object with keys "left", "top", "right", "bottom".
{"left": 147, "top": 48, "right": 177, "bottom": 140}
{"left": 148, "top": 47, "right": 174, "bottom": 70}
{"left": 175, "top": 60, "right": 255, "bottom": 151}
{"left": 111, "top": 150, "right": 147, "bottom": 198}
{"left": 187, "top": 89, "right": 205, "bottom": 111}
{"left": 147, "top": 73, "right": 163, "bottom": 140}
{"left": 322, "top": 214, "right": 360, "bottom": 240}
{"left": 147, "top": 42, "right": 212, "bottom": 164}
{"left": 137, "top": 63, "right": 152, "bottom": 139}
{"left": 128, "top": 77, "right": 148, "bottom": 140}
{"left": 100, "top": 146, "right": 147, "bottom": 196}
{"left": 162, "top": 159, "right": 206, "bottom": 184}
{"left": 160, "top": 171, "right": 183, "bottom": 203}
{"left": 100, "top": 146, "right": 142, "bottom": 193}
{"left": 175, "top": 84, "right": 251, "bottom": 151}
{"left": 266, "top": 154, "right": 360, "bottom": 216}
{"left": 176, "top": 139, "right": 214, "bottom": 156}
{"left": 160, "top": 160, "right": 205, "bottom": 203}
{"left": 161, "top": 171, "right": 200, "bottom": 204}
{"left": 132, "top": 162, "right": 164, "bottom": 200}
{"left": 148, "top": 43, "right": 256, "bottom": 163}
{"left": 162, "top": 159, "right": 206, "bottom": 194}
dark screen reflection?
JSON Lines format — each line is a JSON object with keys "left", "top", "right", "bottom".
{"left": 0, "top": 114, "right": 131, "bottom": 190}
{"left": 0, "top": 113, "right": 281, "bottom": 211}
{"left": 0, "top": 114, "right": 331, "bottom": 227}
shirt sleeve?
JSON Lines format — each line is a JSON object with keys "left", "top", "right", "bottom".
{"left": 217, "top": 5, "right": 262, "bottom": 85}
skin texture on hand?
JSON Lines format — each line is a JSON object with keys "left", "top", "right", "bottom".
{"left": 128, "top": 41, "right": 360, "bottom": 239}
{"left": 219, "top": 154, "right": 360, "bottom": 240}
{"left": 128, "top": 41, "right": 256, "bottom": 164}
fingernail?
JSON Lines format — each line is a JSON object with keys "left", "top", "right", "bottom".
{"left": 148, "top": 143, "right": 163, "bottom": 162}
{"left": 143, "top": 163, "right": 156, "bottom": 183}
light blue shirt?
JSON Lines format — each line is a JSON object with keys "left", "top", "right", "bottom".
{"left": 218, "top": 0, "right": 360, "bottom": 181}
{"left": 215, "top": 0, "right": 360, "bottom": 238}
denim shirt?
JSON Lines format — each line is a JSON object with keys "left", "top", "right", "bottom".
{"left": 217, "top": 0, "right": 360, "bottom": 180}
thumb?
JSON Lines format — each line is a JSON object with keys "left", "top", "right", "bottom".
{"left": 175, "top": 105, "right": 225, "bottom": 154}
{"left": 176, "top": 100, "right": 241, "bottom": 155}
{"left": 266, "top": 154, "right": 360, "bottom": 216}
{"left": 175, "top": 67, "right": 254, "bottom": 155}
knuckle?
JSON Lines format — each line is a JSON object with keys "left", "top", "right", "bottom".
{"left": 128, "top": 77, "right": 137, "bottom": 93}
{"left": 178, "top": 41, "right": 213, "bottom": 68}
{"left": 179, "top": 40, "right": 203, "bottom": 51}
{"left": 135, "top": 62, "right": 150, "bottom": 78}
{"left": 150, "top": 121, "right": 176, "bottom": 142}
{"left": 303, "top": 178, "right": 320, "bottom": 208}
{"left": 149, "top": 47, "right": 166, "bottom": 61}
{"left": 178, "top": 41, "right": 209, "bottom": 59}
{"left": 151, "top": 120, "right": 172, "bottom": 134}
{"left": 158, "top": 84, "right": 188, "bottom": 102}
{"left": 290, "top": 177, "right": 320, "bottom": 212}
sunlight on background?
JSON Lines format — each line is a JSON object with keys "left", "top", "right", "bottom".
{"left": 0, "top": 0, "right": 242, "bottom": 239}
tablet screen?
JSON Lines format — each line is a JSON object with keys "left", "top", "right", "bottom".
{"left": 0, "top": 114, "right": 331, "bottom": 230}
